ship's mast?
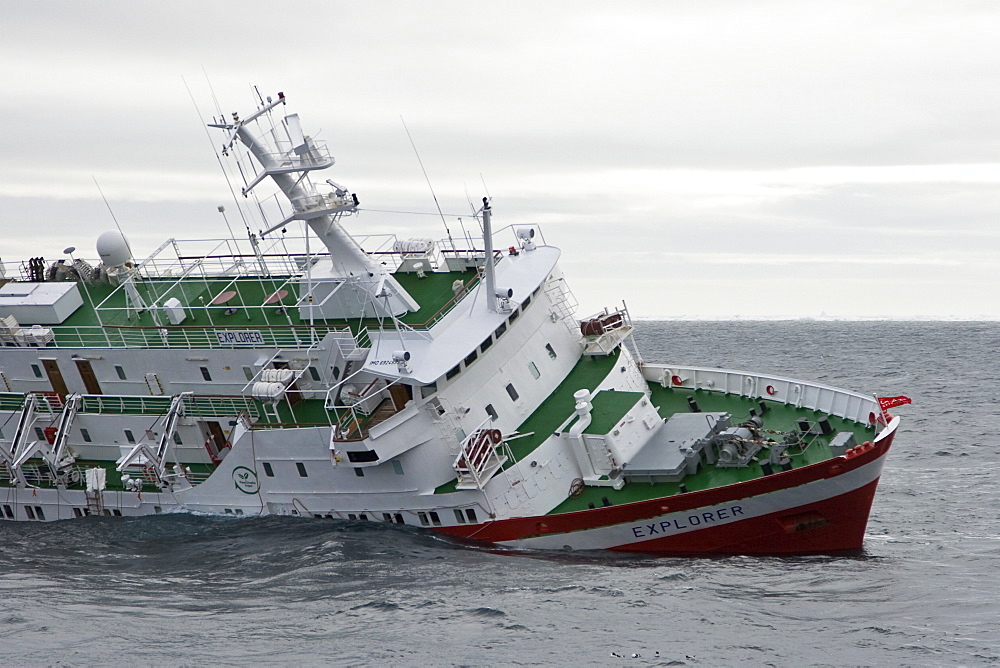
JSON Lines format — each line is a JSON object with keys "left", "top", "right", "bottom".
{"left": 212, "top": 93, "right": 418, "bottom": 318}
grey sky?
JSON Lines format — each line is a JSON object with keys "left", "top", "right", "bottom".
{"left": 2, "top": 1, "right": 998, "bottom": 318}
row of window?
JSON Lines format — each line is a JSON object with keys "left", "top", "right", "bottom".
{"left": 0, "top": 504, "right": 127, "bottom": 520}
{"left": 29, "top": 362, "right": 327, "bottom": 385}
{"left": 259, "top": 459, "right": 406, "bottom": 479}
{"left": 329, "top": 508, "right": 478, "bottom": 526}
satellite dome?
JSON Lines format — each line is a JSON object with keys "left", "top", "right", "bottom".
{"left": 96, "top": 230, "right": 132, "bottom": 267}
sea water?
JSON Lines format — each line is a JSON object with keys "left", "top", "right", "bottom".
{"left": 2, "top": 321, "right": 998, "bottom": 666}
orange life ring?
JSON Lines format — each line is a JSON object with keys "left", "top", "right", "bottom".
{"left": 671, "top": 375, "right": 683, "bottom": 386}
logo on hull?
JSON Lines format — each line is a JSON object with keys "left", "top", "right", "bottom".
{"left": 232, "top": 466, "right": 260, "bottom": 494}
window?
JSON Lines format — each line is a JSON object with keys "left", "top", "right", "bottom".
{"left": 465, "top": 508, "right": 478, "bottom": 523}
{"left": 421, "top": 383, "right": 437, "bottom": 399}
{"left": 296, "top": 462, "right": 308, "bottom": 477}
{"left": 446, "top": 365, "right": 461, "bottom": 381}
{"left": 546, "top": 343, "right": 557, "bottom": 359}
{"left": 115, "top": 365, "right": 127, "bottom": 380}
{"left": 394, "top": 513, "right": 404, "bottom": 524}
{"left": 124, "top": 430, "right": 135, "bottom": 444}
{"left": 243, "top": 366, "right": 254, "bottom": 381}
{"left": 173, "top": 432, "right": 183, "bottom": 445}
{"left": 332, "top": 366, "right": 341, "bottom": 380}
{"left": 309, "top": 366, "right": 321, "bottom": 381}
{"left": 495, "top": 322, "right": 507, "bottom": 338}
{"left": 383, "top": 513, "right": 393, "bottom": 522}
{"left": 480, "top": 336, "right": 493, "bottom": 352}
{"left": 73, "top": 507, "right": 83, "bottom": 518}
{"left": 506, "top": 383, "right": 519, "bottom": 401}
{"left": 521, "top": 295, "right": 531, "bottom": 309}
{"left": 200, "top": 367, "right": 212, "bottom": 381}
{"left": 428, "top": 511, "right": 442, "bottom": 526}
{"left": 262, "top": 462, "right": 274, "bottom": 477}
{"left": 31, "top": 364, "right": 42, "bottom": 378}
{"left": 485, "top": 404, "right": 498, "bottom": 421}
{"left": 508, "top": 309, "right": 519, "bottom": 323}
{"left": 418, "top": 511, "right": 430, "bottom": 526}
{"left": 354, "top": 468, "right": 365, "bottom": 477}
{"left": 2, "top": 504, "right": 13, "bottom": 519}
{"left": 34, "top": 506, "right": 45, "bottom": 520}
{"left": 34, "top": 427, "right": 45, "bottom": 440}
{"left": 464, "top": 350, "right": 478, "bottom": 366}
{"left": 528, "top": 362, "right": 540, "bottom": 380}
{"left": 392, "top": 460, "right": 404, "bottom": 476}
{"left": 454, "top": 509, "right": 466, "bottom": 523}
{"left": 25, "top": 506, "right": 35, "bottom": 520}
{"left": 347, "top": 450, "right": 378, "bottom": 463}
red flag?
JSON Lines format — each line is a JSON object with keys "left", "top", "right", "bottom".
{"left": 878, "top": 396, "right": 912, "bottom": 412}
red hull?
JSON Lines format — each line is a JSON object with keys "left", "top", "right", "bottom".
{"left": 437, "top": 424, "right": 895, "bottom": 555}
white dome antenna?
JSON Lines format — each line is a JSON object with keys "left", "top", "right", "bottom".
{"left": 96, "top": 230, "right": 132, "bottom": 268}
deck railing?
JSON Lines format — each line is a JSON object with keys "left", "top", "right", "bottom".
{"left": 641, "top": 364, "right": 882, "bottom": 427}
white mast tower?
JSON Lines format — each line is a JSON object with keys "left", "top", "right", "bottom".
{"left": 212, "top": 92, "right": 418, "bottom": 319}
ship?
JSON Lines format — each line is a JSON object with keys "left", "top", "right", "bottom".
{"left": 0, "top": 91, "right": 907, "bottom": 554}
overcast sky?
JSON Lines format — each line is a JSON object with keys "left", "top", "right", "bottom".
{"left": 2, "top": 1, "right": 999, "bottom": 318}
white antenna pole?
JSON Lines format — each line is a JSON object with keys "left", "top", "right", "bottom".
{"left": 482, "top": 198, "right": 497, "bottom": 312}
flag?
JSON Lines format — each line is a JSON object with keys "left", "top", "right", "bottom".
{"left": 878, "top": 396, "right": 912, "bottom": 412}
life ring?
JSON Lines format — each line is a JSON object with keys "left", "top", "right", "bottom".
{"left": 569, "top": 478, "right": 585, "bottom": 498}
{"left": 671, "top": 375, "right": 683, "bottom": 386}
{"left": 766, "top": 385, "right": 777, "bottom": 396}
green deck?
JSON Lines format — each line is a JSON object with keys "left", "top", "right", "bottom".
{"left": 46, "top": 269, "right": 479, "bottom": 349}
{"left": 432, "top": 345, "right": 878, "bottom": 512}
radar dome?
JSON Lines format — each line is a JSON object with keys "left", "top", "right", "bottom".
{"left": 96, "top": 230, "right": 132, "bottom": 267}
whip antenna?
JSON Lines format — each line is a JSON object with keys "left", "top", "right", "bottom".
{"left": 401, "top": 116, "right": 453, "bottom": 245}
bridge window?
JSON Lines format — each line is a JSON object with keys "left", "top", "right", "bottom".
{"left": 464, "top": 350, "right": 478, "bottom": 366}
{"left": 495, "top": 322, "right": 507, "bottom": 338}
{"left": 446, "top": 365, "right": 461, "bottom": 381}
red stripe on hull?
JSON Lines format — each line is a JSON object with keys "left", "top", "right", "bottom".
{"left": 437, "top": 427, "right": 895, "bottom": 555}
{"left": 609, "top": 476, "right": 882, "bottom": 555}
